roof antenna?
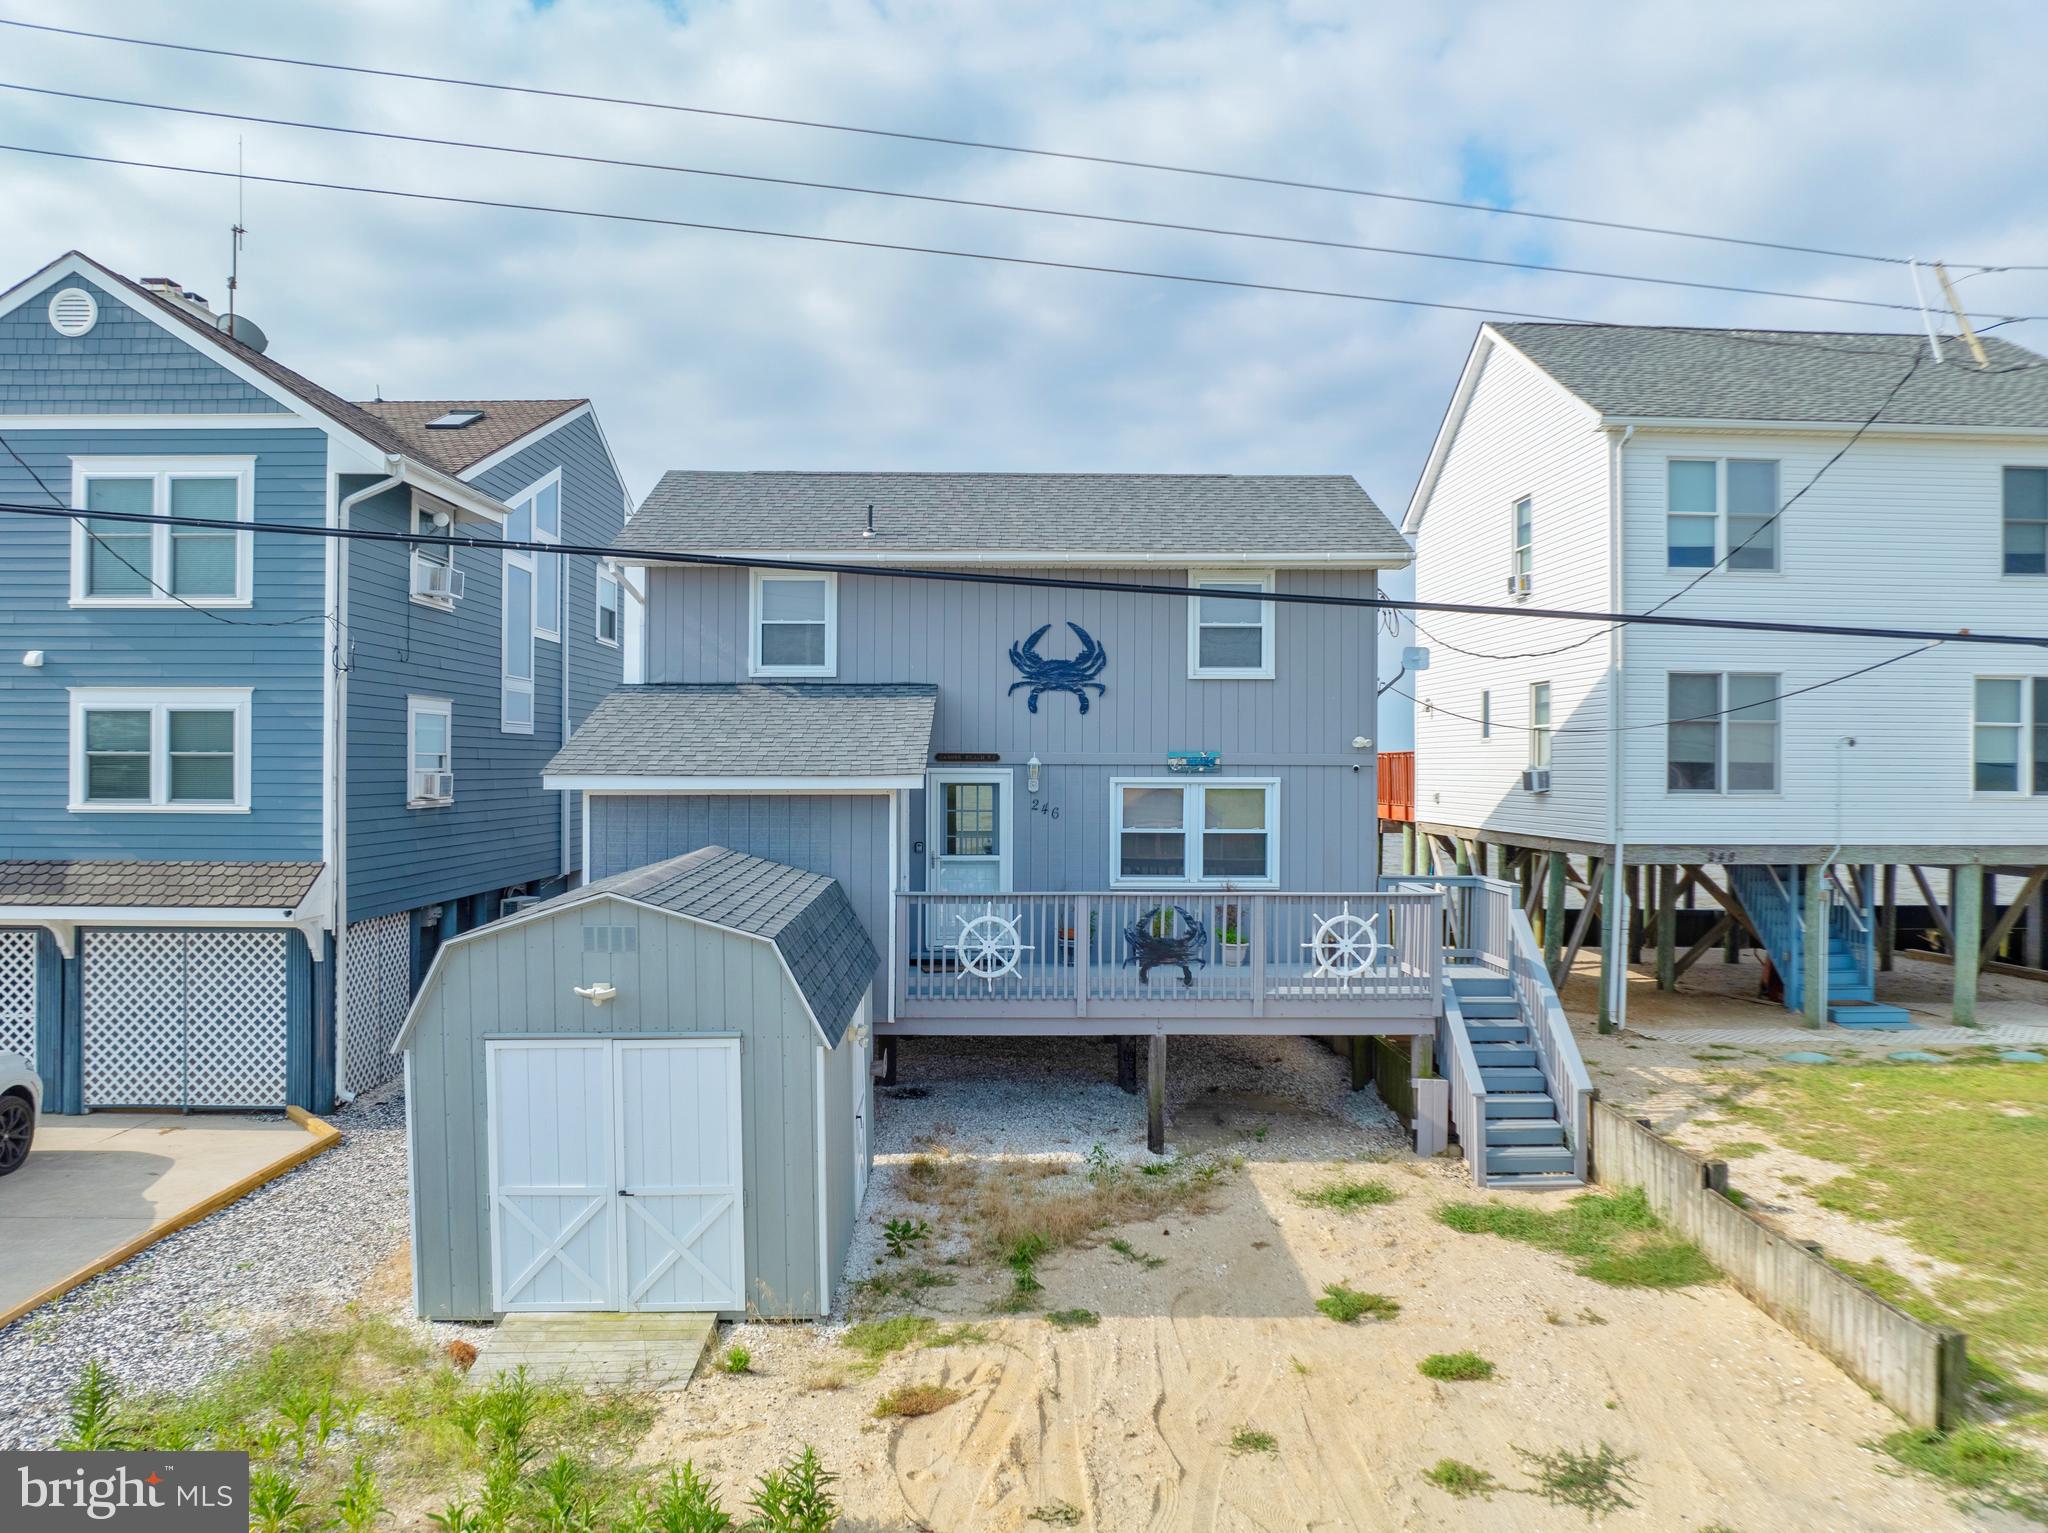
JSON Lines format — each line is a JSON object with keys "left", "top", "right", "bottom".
{"left": 1907, "top": 260, "right": 1945, "bottom": 365}
{"left": 1932, "top": 261, "right": 1991, "bottom": 369}
{"left": 863, "top": 503, "right": 876, "bottom": 538}
{"left": 226, "top": 136, "right": 245, "bottom": 331}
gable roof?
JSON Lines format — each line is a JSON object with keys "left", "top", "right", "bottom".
{"left": 543, "top": 684, "right": 937, "bottom": 784}
{"left": 622, "top": 471, "right": 1410, "bottom": 566}
{"left": 1491, "top": 322, "right": 2048, "bottom": 430}
{"left": 354, "top": 399, "right": 588, "bottom": 475}
{"left": 398, "top": 846, "right": 876, "bottom": 1049}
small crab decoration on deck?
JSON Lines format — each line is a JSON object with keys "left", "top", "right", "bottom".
{"left": 1007, "top": 622, "right": 1109, "bottom": 714}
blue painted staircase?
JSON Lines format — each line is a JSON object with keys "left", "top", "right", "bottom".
{"left": 1726, "top": 866, "right": 1914, "bottom": 1030}
{"left": 1450, "top": 967, "right": 1580, "bottom": 1184}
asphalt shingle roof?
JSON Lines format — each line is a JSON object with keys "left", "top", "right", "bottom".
{"left": 0, "top": 860, "right": 323, "bottom": 910}
{"left": 519, "top": 847, "right": 877, "bottom": 1045}
{"left": 354, "top": 399, "right": 587, "bottom": 475}
{"left": 622, "top": 472, "right": 1409, "bottom": 560}
{"left": 1492, "top": 323, "right": 2048, "bottom": 428}
{"left": 546, "top": 684, "right": 938, "bottom": 779}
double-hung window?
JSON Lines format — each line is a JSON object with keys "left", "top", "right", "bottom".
{"left": 531, "top": 476, "right": 563, "bottom": 641}
{"left": 1667, "top": 458, "right": 1781, "bottom": 572}
{"left": 1973, "top": 678, "right": 2048, "bottom": 793}
{"left": 750, "top": 569, "right": 836, "bottom": 676}
{"left": 595, "top": 565, "right": 622, "bottom": 646}
{"left": 70, "top": 458, "right": 254, "bottom": 605}
{"left": 69, "top": 688, "right": 250, "bottom": 811}
{"left": 1112, "top": 780, "right": 1277, "bottom": 886}
{"left": 1667, "top": 672, "right": 1779, "bottom": 793}
{"left": 1509, "top": 497, "right": 1533, "bottom": 594}
{"left": 1187, "top": 569, "right": 1275, "bottom": 678}
{"left": 2005, "top": 468, "right": 2048, "bottom": 576}
{"left": 407, "top": 696, "right": 454, "bottom": 806}
{"left": 1528, "top": 682, "right": 1552, "bottom": 769}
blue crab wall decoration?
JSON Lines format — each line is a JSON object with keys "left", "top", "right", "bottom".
{"left": 1007, "top": 622, "right": 1108, "bottom": 714}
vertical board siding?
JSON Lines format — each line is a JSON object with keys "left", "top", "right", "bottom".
{"left": 345, "top": 414, "right": 626, "bottom": 921}
{"left": 405, "top": 896, "right": 830, "bottom": 1320}
{"left": 1412, "top": 342, "right": 1615, "bottom": 843}
{"left": 0, "top": 425, "right": 328, "bottom": 859}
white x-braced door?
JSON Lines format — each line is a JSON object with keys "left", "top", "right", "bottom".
{"left": 487, "top": 1038, "right": 745, "bottom": 1314}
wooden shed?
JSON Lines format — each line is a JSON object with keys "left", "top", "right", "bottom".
{"left": 394, "top": 846, "right": 877, "bottom": 1322}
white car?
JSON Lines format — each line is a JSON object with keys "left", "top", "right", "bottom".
{"left": 0, "top": 1052, "right": 37, "bottom": 1176}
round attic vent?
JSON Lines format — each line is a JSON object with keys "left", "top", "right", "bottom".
{"left": 48, "top": 287, "right": 99, "bottom": 337}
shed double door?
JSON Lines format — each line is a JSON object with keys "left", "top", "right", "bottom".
{"left": 487, "top": 1038, "right": 745, "bottom": 1313}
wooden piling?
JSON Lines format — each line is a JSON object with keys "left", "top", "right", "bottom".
{"left": 1656, "top": 864, "right": 1679, "bottom": 992}
{"left": 1953, "top": 866, "right": 1983, "bottom": 1027}
{"left": 1544, "top": 853, "right": 1567, "bottom": 976}
{"left": 1878, "top": 864, "right": 1897, "bottom": 972}
{"left": 1147, "top": 1034, "right": 1168, "bottom": 1154}
{"left": 1803, "top": 865, "right": 1830, "bottom": 1029}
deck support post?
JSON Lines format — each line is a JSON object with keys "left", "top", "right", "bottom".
{"left": 1401, "top": 824, "right": 1418, "bottom": 877}
{"left": 1656, "top": 864, "right": 1679, "bottom": 992}
{"left": 1146, "top": 1033, "right": 1168, "bottom": 1155}
{"left": 1411, "top": 1030, "right": 1434, "bottom": 1079}
{"left": 1597, "top": 859, "right": 1622, "bottom": 1034}
{"left": 1953, "top": 865, "right": 1983, "bottom": 1026}
{"left": 1453, "top": 839, "right": 1471, "bottom": 876}
{"left": 1115, "top": 1037, "right": 1139, "bottom": 1095}
{"left": 2027, "top": 874, "right": 2047, "bottom": 972}
{"left": 1803, "top": 864, "right": 1830, "bottom": 1029}
{"left": 1348, "top": 1037, "right": 1370, "bottom": 1091}
{"left": 1878, "top": 864, "right": 1897, "bottom": 972}
{"left": 1543, "top": 854, "right": 1567, "bottom": 975}
{"left": 1626, "top": 866, "right": 1647, "bottom": 964}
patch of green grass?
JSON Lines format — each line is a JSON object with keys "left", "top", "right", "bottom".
{"left": 1229, "top": 1426, "right": 1278, "bottom": 1456}
{"left": 1417, "top": 1351, "right": 1494, "bottom": 1382}
{"left": 1315, "top": 1284, "right": 1399, "bottom": 1324}
{"left": 840, "top": 1316, "right": 934, "bottom": 1367}
{"left": 1046, "top": 1308, "right": 1099, "bottom": 1330}
{"left": 924, "top": 1323, "right": 991, "bottom": 1350}
{"left": 1295, "top": 1177, "right": 1397, "bottom": 1213}
{"left": 1515, "top": 1441, "right": 1641, "bottom": 1517}
{"left": 1437, "top": 1186, "right": 1718, "bottom": 1290}
{"left": 1881, "top": 1425, "right": 2048, "bottom": 1519}
{"left": 874, "top": 1383, "right": 961, "bottom": 1419}
{"left": 1722, "top": 1188, "right": 1751, "bottom": 1209}
{"left": 1716, "top": 1139, "right": 1769, "bottom": 1159}
{"left": 1421, "top": 1458, "right": 1500, "bottom": 1500}
{"left": 1108, "top": 1237, "right": 1166, "bottom": 1270}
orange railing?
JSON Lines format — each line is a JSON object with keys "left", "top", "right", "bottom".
{"left": 1377, "top": 750, "right": 1415, "bottom": 822}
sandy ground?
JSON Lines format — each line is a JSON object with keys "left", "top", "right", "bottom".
{"left": 636, "top": 1034, "right": 1978, "bottom": 1532}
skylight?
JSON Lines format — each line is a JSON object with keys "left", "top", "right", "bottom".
{"left": 425, "top": 409, "right": 485, "bottom": 429}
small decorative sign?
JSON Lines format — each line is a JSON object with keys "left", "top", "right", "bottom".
{"left": 1167, "top": 751, "right": 1220, "bottom": 774}
{"left": 934, "top": 752, "right": 1001, "bottom": 764}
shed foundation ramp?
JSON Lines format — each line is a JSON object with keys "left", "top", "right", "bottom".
{"left": 476, "top": 1312, "right": 717, "bottom": 1392}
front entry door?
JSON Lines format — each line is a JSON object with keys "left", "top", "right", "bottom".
{"left": 926, "top": 769, "right": 1015, "bottom": 949}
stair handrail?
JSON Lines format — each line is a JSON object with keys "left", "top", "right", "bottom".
{"left": 1826, "top": 865, "right": 1870, "bottom": 935}
{"left": 1436, "top": 977, "right": 1490, "bottom": 1188}
{"left": 1506, "top": 902, "right": 1595, "bottom": 1184}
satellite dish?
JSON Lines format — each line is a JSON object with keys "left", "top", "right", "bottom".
{"left": 217, "top": 312, "right": 269, "bottom": 354}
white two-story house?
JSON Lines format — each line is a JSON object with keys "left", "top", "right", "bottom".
{"left": 1404, "top": 322, "right": 2048, "bottom": 1029}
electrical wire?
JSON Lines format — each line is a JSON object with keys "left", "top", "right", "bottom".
{"left": 5, "top": 14, "right": 2044, "bottom": 274}
{"left": 1, "top": 80, "right": 2030, "bottom": 324}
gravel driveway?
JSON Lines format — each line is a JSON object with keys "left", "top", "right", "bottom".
{"left": 0, "top": 1089, "right": 411, "bottom": 1449}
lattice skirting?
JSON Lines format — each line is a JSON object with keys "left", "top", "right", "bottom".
{"left": 81, "top": 929, "right": 290, "bottom": 1108}
{"left": 343, "top": 912, "right": 412, "bottom": 1097}
{"left": 0, "top": 929, "right": 36, "bottom": 1068}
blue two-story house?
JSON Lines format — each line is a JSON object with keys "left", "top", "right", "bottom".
{"left": 0, "top": 251, "right": 627, "bottom": 1114}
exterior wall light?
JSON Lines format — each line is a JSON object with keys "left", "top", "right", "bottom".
{"left": 1026, "top": 755, "right": 1041, "bottom": 793}
{"left": 572, "top": 980, "right": 618, "bottom": 1007}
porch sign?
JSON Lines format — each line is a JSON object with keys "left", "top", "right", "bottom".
{"left": 1166, "top": 751, "right": 1220, "bottom": 774}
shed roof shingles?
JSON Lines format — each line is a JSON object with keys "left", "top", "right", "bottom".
{"left": 545, "top": 684, "right": 938, "bottom": 779}
{"left": 0, "top": 860, "right": 323, "bottom": 909}
{"left": 1492, "top": 323, "right": 2048, "bottom": 429}
{"left": 622, "top": 471, "right": 1410, "bottom": 560}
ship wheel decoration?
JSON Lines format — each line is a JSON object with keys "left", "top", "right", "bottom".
{"left": 955, "top": 904, "right": 1025, "bottom": 983}
{"left": 1303, "top": 903, "right": 1387, "bottom": 981}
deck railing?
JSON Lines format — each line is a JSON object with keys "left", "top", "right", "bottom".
{"left": 1393, "top": 874, "right": 1513, "bottom": 968}
{"left": 1376, "top": 750, "right": 1415, "bottom": 823}
{"left": 893, "top": 888, "right": 1444, "bottom": 1022}
{"left": 1435, "top": 980, "right": 1491, "bottom": 1187}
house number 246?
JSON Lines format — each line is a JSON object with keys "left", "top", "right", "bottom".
{"left": 1030, "top": 797, "right": 1061, "bottom": 820}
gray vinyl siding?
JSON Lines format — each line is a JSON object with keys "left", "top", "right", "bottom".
{"left": 344, "top": 414, "right": 625, "bottom": 922}
{"left": 0, "top": 274, "right": 290, "bottom": 414}
{"left": 588, "top": 794, "right": 893, "bottom": 955}
{"left": 640, "top": 563, "right": 1382, "bottom": 893}
{"left": 0, "top": 424, "right": 328, "bottom": 860}
{"left": 404, "top": 894, "right": 832, "bottom": 1321}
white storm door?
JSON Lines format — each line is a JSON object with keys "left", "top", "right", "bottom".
{"left": 927, "top": 770, "right": 1015, "bottom": 948}
{"left": 614, "top": 1039, "right": 746, "bottom": 1312}
{"left": 488, "top": 1040, "right": 616, "bottom": 1312}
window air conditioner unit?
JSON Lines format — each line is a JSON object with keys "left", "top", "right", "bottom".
{"left": 411, "top": 555, "right": 465, "bottom": 601}
{"left": 413, "top": 769, "right": 454, "bottom": 804}
{"left": 1522, "top": 767, "right": 1552, "bottom": 794}
{"left": 1506, "top": 572, "right": 1531, "bottom": 597}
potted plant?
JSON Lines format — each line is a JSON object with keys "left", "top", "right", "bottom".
{"left": 1057, "top": 910, "right": 1097, "bottom": 964}
{"left": 1218, "top": 901, "right": 1249, "bottom": 966}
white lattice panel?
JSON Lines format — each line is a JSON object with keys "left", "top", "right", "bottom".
{"left": 0, "top": 930, "right": 36, "bottom": 1068}
{"left": 83, "top": 930, "right": 289, "bottom": 1108}
{"left": 343, "top": 913, "right": 412, "bottom": 1096}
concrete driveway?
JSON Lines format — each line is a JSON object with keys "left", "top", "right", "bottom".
{"left": 0, "top": 1112, "right": 328, "bottom": 1324}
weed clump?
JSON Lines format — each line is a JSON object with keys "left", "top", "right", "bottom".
{"left": 720, "top": 1345, "right": 752, "bottom": 1376}
{"left": 1027, "top": 1502, "right": 1082, "bottom": 1525}
{"left": 1108, "top": 1237, "right": 1166, "bottom": 1270}
{"left": 1046, "top": 1309, "right": 1099, "bottom": 1330}
{"left": 1417, "top": 1351, "right": 1495, "bottom": 1382}
{"left": 1881, "top": 1425, "right": 2048, "bottom": 1519}
{"left": 1437, "top": 1186, "right": 1717, "bottom": 1289}
{"left": 1422, "top": 1458, "right": 1500, "bottom": 1500}
{"left": 840, "top": 1316, "right": 933, "bottom": 1368}
{"left": 1229, "top": 1426, "right": 1278, "bottom": 1455}
{"left": 1315, "top": 1284, "right": 1399, "bottom": 1324}
{"left": 875, "top": 1383, "right": 962, "bottom": 1419}
{"left": 1515, "top": 1441, "right": 1641, "bottom": 1516}
{"left": 1296, "top": 1177, "right": 1397, "bottom": 1212}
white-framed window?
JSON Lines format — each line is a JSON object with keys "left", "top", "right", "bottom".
{"left": 1110, "top": 779, "right": 1278, "bottom": 887}
{"left": 409, "top": 494, "right": 457, "bottom": 610}
{"left": 1509, "top": 496, "right": 1533, "bottom": 595}
{"left": 749, "top": 569, "right": 837, "bottom": 677}
{"left": 503, "top": 471, "right": 563, "bottom": 643}
{"left": 1667, "top": 672, "right": 1779, "bottom": 793}
{"left": 595, "top": 565, "right": 622, "bottom": 647}
{"left": 2004, "top": 468, "right": 2048, "bottom": 577}
{"left": 68, "top": 457, "right": 255, "bottom": 606}
{"left": 1187, "top": 569, "right": 1275, "bottom": 678}
{"left": 1667, "top": 458, "right": 1781, "bottom": 572}
{"left": 407, "top": 696, "right": 454, "bottom": 807}
{"left": 68, "top": 687, "right": 251, "bottom": 812}
{"left": 1972, "top": 677, "right": 2048, "bottom": 794}
{"left": 1480, "top": 690, "right": 1492, "bottom": 739}
{"left": 1528, "top": 682, "right": 1552, "bottom": 769}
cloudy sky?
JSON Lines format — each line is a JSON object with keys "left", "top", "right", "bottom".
{"left": 5, "top": 1, "right": 2046, "bottom": 741}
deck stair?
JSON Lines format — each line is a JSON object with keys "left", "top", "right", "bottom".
{"left": 1448, "top": 966, "right": 1580, "bottom": 1186}
{"left": 1727, "top": 867, "right": 1915, "bottom": 1030}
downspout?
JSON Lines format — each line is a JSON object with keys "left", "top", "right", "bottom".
{"left": 560, "top": 580, "right": 573, "bottom": 885}
{"left": 329, "top": 466, "right": 404, "bottom": 1103}
{"left": 1604, "top": 426, "right": 1634, "bottom": 1031}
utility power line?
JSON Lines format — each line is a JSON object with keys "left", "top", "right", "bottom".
{"left": 1, "top": 80, "right": 2027, "bottom": 324}
{"left": 4, "top": 13, "right": 2043, "bottom": 274}
{"left": 3, "top": 499, "right": 2042, "bottom": 650}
